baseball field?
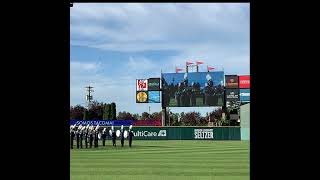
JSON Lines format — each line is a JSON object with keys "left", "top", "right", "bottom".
{"left": 70, "top": 140, "right": 249, "bottom": 180}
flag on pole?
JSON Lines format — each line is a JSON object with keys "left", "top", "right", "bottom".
{"left": 196, "top": 61, "right": 204, "bottom": 65}
{"left": 176, "top": 67, "right": 183, "bottom": 73}
{"left": 186, "top": 61, "right": 193, "bottom": 66}
{"left": 207, "top": 66, "right": 215, "bottom": 71}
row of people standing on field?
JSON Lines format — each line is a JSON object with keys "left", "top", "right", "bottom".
{"left": 70, "top": 124, "right": 134, "bottom": 149}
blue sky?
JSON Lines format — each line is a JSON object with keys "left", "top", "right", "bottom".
{"left": 70, "top": 3, "right": 250, "bottom": 116}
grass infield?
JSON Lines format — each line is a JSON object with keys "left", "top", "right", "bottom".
{"left": 70, "top": 140, "right": 249, "bottom": 180}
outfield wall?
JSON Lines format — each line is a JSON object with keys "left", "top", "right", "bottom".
{"left": 240, "top": 103, "right": 250, "bottom": 140}
{"left": 111, "top": 127, "right": 241, "bottom": 140}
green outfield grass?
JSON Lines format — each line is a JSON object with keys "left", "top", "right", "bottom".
{"left": 71, "top": 140, "right": 249, "bottom": 180}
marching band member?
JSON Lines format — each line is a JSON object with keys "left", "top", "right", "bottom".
{"left": 85, "top": 125, "right": 89, "bottom": 148}
{"left": 111, "top": 126, "right": 116, "bottom": 147}
{"left": 120, "top": 125, "right": 125, "bottom": 147}
{"left": 128, "top": 125, "right": 134, "bottom": 148}
{"left": 76, "top": 126, "right": 80, "bottom": 149}
{"left": 70, "top": 125, "right": 75, "bottom": 149}
{"left": 102, "top": 128, "right": 107, "bottom": 146}
{"left": 94, "top": 125, "right": 98, "bottom": 148}
{"left": 89, "top": 126, "right": 94, "bottom": 148}
{"left": 79, "top": 125, "right": 84, "bottom": 149}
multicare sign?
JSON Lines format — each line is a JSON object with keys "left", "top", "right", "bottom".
{"left": 134, "top": 130, "right": 167, "bottom": 137}
{"left": 239, "top": 75, "right": 250, "bottom": 88}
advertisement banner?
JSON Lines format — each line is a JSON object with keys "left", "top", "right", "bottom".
{"left": 108, "top": 127, "right": 240, "bottom": 140}
{"left": 225, "top": 89, "right": 240, "bottom": 101}
{"left": 69, "top": 120, "right": 132, "bottom": 126}
{"left": 148, "top": 78, "right": 160, "bottom": 90}
{"left": 70, "top": 120, "right": 162, "bottom": 126}
{"left": 148, "top": 91, "right": 160, "bottom": 103}
{"left": 225, "top": 75, "right": 239, "bottom": 89}
{"left": 162, "top": 71, "right": 225, "bottom": 107}
{"left": 136, "top": 79, "right": 148, "bottom": 91}
{"left": 194, "top": 129, "right": 214, "bottom": 139}
{"left": 132, "top": 120, "right": 162, "bottom": 126}
{"left": 136, "top": 91, "right": 148, "bottom": 103}
{"left": 239, "top": 75, "right": 250, "bottom": 88}
{"left": 240, "top": 89, "right": 250, "bottom": 102}
{"left": 69, "top": 124, "right": 241, "bottom": 140}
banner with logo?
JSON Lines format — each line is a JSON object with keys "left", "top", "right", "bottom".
{"left": 148, "top": 91, "right": 160, "bottom": 103}
{"left": 225, "top": 75, "right": 239, "bottom": 89}
{"left": 239, "top": 75, "right": 250, "bottom": 88}
{"left": 148, "top": 78, "right": 160, "bottom": 90}
{"left": 136, "top": 79, "right": 148, "bottom": 91}
{"left": 105, "top": 127, "right": 240, "bottom": 140}
{"left": 69, "top": 120, "right": 162, "bottom": 126}
{"left": 136, "top": 91, "right": 148, "bottom": 103}
{"left": 240, "top": 89, "right": 250, "bottom": 102}
{"left": 69, "top": 123, "right": 241, "bottom": 140}
{"left": 225, "top": 89, "right": 240, "bottom": 101}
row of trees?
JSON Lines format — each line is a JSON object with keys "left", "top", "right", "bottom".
{"left": 165, "top": 108, "right": 231, "bottom": 126}
{"left": 70, "top": 101, "right": 116, "bottom": 120}
{"left": 70, "top": 101, "right": 235, "bottom": 126}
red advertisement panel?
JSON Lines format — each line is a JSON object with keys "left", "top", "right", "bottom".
{"left": 132, "top": 120, "right": 162, "bottom": 126}
{"left": 239, "top": 75, "right": 250, "bottom": 88}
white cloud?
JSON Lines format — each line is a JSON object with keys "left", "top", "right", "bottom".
{"left": 71, "top": 3, "right": 249, "bottom": 52}
{"left": 70, "top": 61, "right": 99, "bottom": 73}
{"left": 70, "top": 3, "right": 250, "bottom": 114}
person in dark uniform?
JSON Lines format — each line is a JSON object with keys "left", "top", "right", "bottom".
{"left": 95, "top": 130, "right": 99, "bottom": 148}
{"left": 84, "top": 125, "right": 89, "bottom": 148}
{"left": 120, "top": 125, "right": 125, "bottom": 147}
{"left": 190, "top": 82, "right": 197, "bottom": 106}
{"left": 89, "top": 127, "right": 93, "bottom": 148}
{"left": 128, "top": 125, "right": 134, "bottom": 148}
{"left": 111, "top": 126, "right": 116, "bottom": 147}
{"left": 93, "top": 130, "right": 97, "bottom": 148}
{"left": 79, "top": 127, "right": 83, "bottom": 149}
{"left": 70, "top": 125, "right": 75, "bottom": 149}
{"left": 76, "top": 127, "right": 80, "bottom": 149}
{"left": 102, "top": 128, "right": 107, "bottom": 146}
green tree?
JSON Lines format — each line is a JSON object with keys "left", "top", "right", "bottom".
{"left": 102, "top": 103, "right": 109, "bottom": 120}
{"left": 88, "top": 101, "right": 104, "bottom": 120}
{"left": 111, "top": 102, "right": 117, "bottom": 120}
{"left": 83, "top": 109, "right": 89, "bottom": 120}
{"left": 141, "top": 112, "right": 150, "bottom": 120}
{"left": 151, "top": 112, "right": 162, "bottom": 121}
{"left": 180, "top": 112, "right": 201, "bottom": 126}
{"left": 132, "top": 113, "right": 140, "bottom": 120}
{"left": 105, "top": 104, "right": 111, "bottom": 119}
{"left": 70, "top": 105, "right": 86, "bottom": 120}
{"left": 117, "top": 111, "right": 134, "bottom": 120}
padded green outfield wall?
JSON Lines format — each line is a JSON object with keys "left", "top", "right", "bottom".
{"left": 112, "top": 127, "right": 241, "bottom": 140}
{"left": 240, "top": 103, "right": 250, "bottom": 140}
